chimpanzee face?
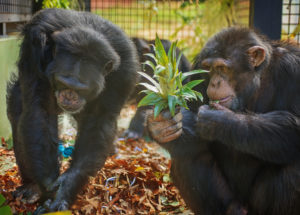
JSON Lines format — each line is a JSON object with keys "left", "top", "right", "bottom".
{"left": 197, "top": 28, "right": 267, "bottom": 111}
{"left": 45, "top": 27, "right": 120, "bottom": 114}
{"left": 47, "top": 51, "right": 106, "bottom": 113}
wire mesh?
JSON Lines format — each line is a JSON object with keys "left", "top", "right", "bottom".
{"left": 91, "top": 0, "right": 249, "bottom": 41}
{"left": 0, "top": 0, "right": 32, "bottom": 14}
{"left": 282, "top": 0, "right": 300, "bottom": 43}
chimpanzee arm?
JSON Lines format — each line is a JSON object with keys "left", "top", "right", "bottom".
{"left": 45, "top": 111, "right": 115, "bottom": 210}
{"left": 18, "top": 82, "right": 60, "bottom": 193}
{"left": 197, "top": 108, "right": 300, "bottom": 164}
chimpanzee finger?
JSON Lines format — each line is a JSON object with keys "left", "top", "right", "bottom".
{"left": 148, "top": 118, "right": 180, "bottom": 137}
{"left": 157, "top": 128, "right": 182, "bottom": 143}
{"left": 210, "top": 103, "right": 231, "bottom": 112}
{"left": 154, "top": 122, "right": 182, "bottom": 143}
{"left": 33, "top": 205, "right": 47, "bottom": 215}
{"left": 172, "top": 111, "right": 183, "bottom": 123}
{"left": 158, "top": 122, "right": 182, "bottom": 138}
{"left": 148, "top": 108, "right": 181, "bottom": 122}
{"left": 198, "top": 105, "right": 210, "bottom": 114}
{"left": 48, "top": 199, "right": 69, "bottom": 212}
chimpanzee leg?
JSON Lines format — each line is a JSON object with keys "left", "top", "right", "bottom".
{"left": 124, "top": 106, "right": 149, "bottom": 139}
{"left": 163, "top": 110, "right": 246, "bottom": 215}
{"left": 169, "top": 143, "right": 245, "bottom": 215}
{"left": 249, "top": 165, "right": 300, "bottom": 215}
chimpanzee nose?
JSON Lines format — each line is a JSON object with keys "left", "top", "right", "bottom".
{"left": 209, "top": 75, "right": 222, "bottom": 89}
{"left": 55, "top": 75, "right": 89, "bottom": 91}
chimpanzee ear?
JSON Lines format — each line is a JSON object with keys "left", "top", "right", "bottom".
{"left": 104, "top": 60, "right": 116, "bottom": 75}
{"left": 139, "top": 40, "right": 150, "bottom": 54}
{"left": 247, "top": 46, "right": 266, "bottom": 67}
{"left": 51, "top": 31, "right": 61, "bottom": 57}
{"left": 104, "top": 50, "right": 120, "bottom": 75}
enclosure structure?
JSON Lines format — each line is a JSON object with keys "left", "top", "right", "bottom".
{"left": 282, "top": 0, "right": 300, "bottom": 43}
{"left": 0, "top": 0, "right": 32, "bottom": 36}
{"left": 91, "top": 0, "right": 249, "bottom": 40}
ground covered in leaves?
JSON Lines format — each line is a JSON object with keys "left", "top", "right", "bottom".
{"left": 0, "top": 106, "right": 192, "bottom": 214}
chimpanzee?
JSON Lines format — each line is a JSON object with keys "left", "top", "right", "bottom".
{"left": 6, "top": 8, "right": 138, "bottom": 213}
{"left": 147, "top": 27, "right": 300, "bottom": 215}
{"left": 124, "top": 38, "right": 191, "bottom": 139}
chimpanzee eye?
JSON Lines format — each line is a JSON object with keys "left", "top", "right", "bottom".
{"left": 201, "top": 61, "right": 211, "bottom": 70}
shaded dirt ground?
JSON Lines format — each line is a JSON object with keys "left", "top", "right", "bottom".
{"left": 0, "top": 105, "right": 193, "bottom": 214}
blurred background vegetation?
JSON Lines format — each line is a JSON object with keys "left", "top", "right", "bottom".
{"left": 38, "top": 0, "right": 248, "bottom": 60}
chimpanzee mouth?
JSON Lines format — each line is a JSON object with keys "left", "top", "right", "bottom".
{"left": 55, "top": 89, "right": 86, "bottom": 113}
{"left": 209, "top": 96, "right": 233, "bottom": 107}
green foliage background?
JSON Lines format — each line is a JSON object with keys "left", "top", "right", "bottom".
{"left": 171, "top": 0, "right": 237, "bottom": 60}
{"left": 40, "top": 0, "right": 85, "bottom": 10}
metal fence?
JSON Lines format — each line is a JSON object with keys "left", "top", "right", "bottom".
{"left": 282, "top": 0, "right": 300, "bottom": 43}
{"left": 91, "top": 0, "right": 249, "bottom": 41}
{"left": 1, "top": 0, "right": 300, "bottom": 44}
{"left": 0, "top": 0, "right": 32, "bottom": 35}
{"left": 0, "top": 0, "right": 31, "bottom": 14}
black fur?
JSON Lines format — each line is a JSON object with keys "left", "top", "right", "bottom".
{"left": 159, "top": 27, "right": 300, "bottom": 215}
{"left": 6, "top": 8, "right": 138, "bottom": 213}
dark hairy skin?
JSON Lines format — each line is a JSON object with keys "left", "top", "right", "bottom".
{"left": 6, "top": 8, "right": 138, "bottom": 214}
{"left": 147, "top": 27, "right": 300, "bottom": 215}
{"left": 123, "top": 38, "right": 191, "bottom": 140}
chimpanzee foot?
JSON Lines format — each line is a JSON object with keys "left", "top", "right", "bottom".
{"left": 33, "top": 199, "right": 69, "bottom": 215}
{"left": 12, "top": 183, "right": 41, "bottom": 204}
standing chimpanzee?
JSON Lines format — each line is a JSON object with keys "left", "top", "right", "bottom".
{"left": 6, "top": 8, "right": 138, "bottom": 213}
{"left": 124, "top": 37, "right": 191, "bottom": 139}
{"left": 147, "top": 27, "right": 300, "bottom": 215}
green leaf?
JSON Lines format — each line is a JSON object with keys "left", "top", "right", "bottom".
{"left": 194, "top": 91, "right": 204, "bottom": 102}
{"left": 138, "top": 92, "right": 162, "bottom": 107}
{"left": 154, "top": 65, "right": 166, "bottom": 76}
{"left": 167, "top": 41, "right": 177, "bottom": 66}
{"left": 183, "top": 79, "right": 204, "bottom": 89}
{"left": 168, "top": 201, "right": 180, "bottom": 207}
{"left": 175, "top": 52, "right": 183, "bottom": 72}
{"left": 0, "top": 206, "right": 12, "bottom": 215}
{"left": 0, "top": 194, "right": 5, "bottom": 206}
{"left": 138, "top": 71, "right": 161, "bottom": 91}
{"left": 168, "top": 95, "right": 178, "bottom": 116}
{"left": 139, "top": 89, "right": 154, "bottom": 94}
{"left": 138, "top": 82, "right": 159, "bottom": 93}
{"left": 155, "top": 34, "right": 168, "bottom": 66}
{"left": 142, "top": 60, "right": 156, "bottom": 71}
{"left": 182, "top": 69, "right": 209, "bottom": 81}
{"left": 181, "top": 87, "right": 197, "bottom": 100}
{"left": 167, "top": 63, "right": 174, "bottom": 80}
{"left": 154, "top": 101, "right": 167, "bottom": 118}
{"left": 144, "top": 53, "right": 158, "bottom": 64}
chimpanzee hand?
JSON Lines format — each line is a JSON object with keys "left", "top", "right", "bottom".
{"left": 34, "top": 173, "right": 71, "bottom": 214}
{"left": 147, "top": 109, "right": 183, "bottom": 143}
{"left": 196, "top": 104, "right": 236, "bottom": 141}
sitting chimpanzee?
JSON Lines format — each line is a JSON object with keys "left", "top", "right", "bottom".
{"left": 147, "top": 27, "right": 300, "bottom": 215}
{"left": 6, "top": 8, "right": 138, "bottom": 213}
{"left": 124, "top": 37, "right": 191, "bottom": 139}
